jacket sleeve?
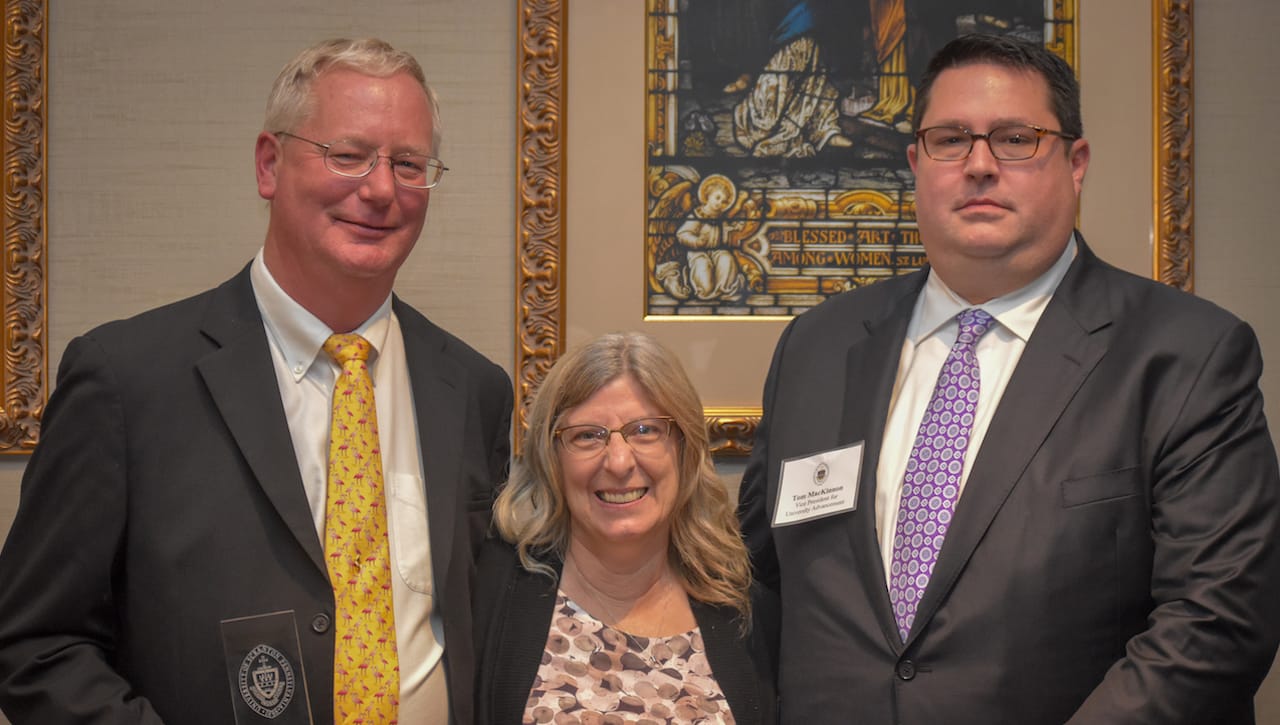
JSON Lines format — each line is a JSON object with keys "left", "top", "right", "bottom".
{"left": 0, "top": 335, "right": 166, "bottom": 723}
{"left": 1068, "top": 319, "right": 1280, "bottom": 723}
{"left": 738, "top": 319, "right": 798, "bottom": 595}
{"left": 469, "top": 362, "right": 513, "bottom": 555}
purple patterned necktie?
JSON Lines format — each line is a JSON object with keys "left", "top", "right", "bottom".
{"left": 889, "top": 307, "right": 995, "bottom": 642}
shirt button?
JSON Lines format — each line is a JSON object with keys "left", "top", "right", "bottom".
{"left": 897, "top": 660, "right": 917, "bottom": 680}
{"left": 293, "top": 365, "right": 305, "bottom": 375}
{"left": 311, "top": 612, "right": 331, "bottom": 634}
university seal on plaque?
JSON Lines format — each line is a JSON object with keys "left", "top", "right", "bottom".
{"left": 238, "top": 644, "right": 296, "bottom": 718}
{"left": 221, "top": 610, "right": 312, "bottom": 723}
{"left": 813, "top": 461, "right": 830, "bottom": 486}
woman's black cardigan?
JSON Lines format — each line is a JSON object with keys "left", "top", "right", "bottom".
{"left": 472, "top": 538, "right": 779, "bottom": 724}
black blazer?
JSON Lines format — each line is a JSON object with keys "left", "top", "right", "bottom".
{"left": 738, "top": 235, "right": 1280, "bottom": 724}
{"left": 0, "top": 265, "right": 513, "bottom": 724}
{"left": 473, "top": 538, "right": 778, "bottom": 724}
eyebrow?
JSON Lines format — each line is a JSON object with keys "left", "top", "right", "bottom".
{"left": 336, "top": 136, "right": 433, "bottom": 156}
{"left": 924, "top": 117, "right": 1045, "bottom": 130}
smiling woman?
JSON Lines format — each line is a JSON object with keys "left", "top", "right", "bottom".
{"left": 553, "top": 374, "right": 683, "bottom": 556}
{"left": 475, "top": 331, "right": 777, "bottom": 724}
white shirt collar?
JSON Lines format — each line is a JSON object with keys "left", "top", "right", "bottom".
{"left": 912, "top": 233, "right": 1078, "bottom": 343}
{"left": 249, "top": 249, "right": 393, "bottom": 381}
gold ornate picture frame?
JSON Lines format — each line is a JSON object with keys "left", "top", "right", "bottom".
{"left": 515, "top": 0, "right": 1193, "bottom": 457}
{"left": 1153, "top": 0, "right": 1194, "bottom": 292}
{"left": 0, "top": 0, "right": 46, "bottom": 454}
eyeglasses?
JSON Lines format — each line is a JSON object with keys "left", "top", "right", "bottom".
{"left": 554, "top": 416, "right": 678, "bottom": 457}
{"left": 915, "top": 124, "right": 1079, "bottom": 161}
{"left": 274, "top": 131, "right": 448, "bottom": 189}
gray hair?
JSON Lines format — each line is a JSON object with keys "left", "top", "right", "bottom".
{"left": 264, "top": 37, "right": 442, "bottom": 154}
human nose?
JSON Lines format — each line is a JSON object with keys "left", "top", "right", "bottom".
{"left": 601, "top": 431, "right": 637, "bottom": 473}
{"left": 963, "top": 134, "right": 1000, "bottom": 177}
{"left": 357, "top": 157, "right": 399, "bottom": 202}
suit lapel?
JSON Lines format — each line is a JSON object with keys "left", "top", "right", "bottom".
{"left": 195, "top": 268, "right": 327, "bottom": 574}
{"left": 906, "top": 240, "right": 1114, "bottom": 646}
{"left": 396, "top": 300, "right": 467, "bottom": 600}
{"left": 839, "top": 275, "right": 924, "bottom": 650}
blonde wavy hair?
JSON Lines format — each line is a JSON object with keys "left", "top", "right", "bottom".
{"left": 264, "top": 37, "right": 442, "bottom": 154}
{"left": 492, "top": 332, "right": 752, "bottom": 620}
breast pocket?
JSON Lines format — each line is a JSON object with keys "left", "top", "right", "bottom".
{"left": 387, "top": 473, "right": 434, "bottom": 596}
{"left": 1060, "top": 466, "right": 1141, "bottom": 508}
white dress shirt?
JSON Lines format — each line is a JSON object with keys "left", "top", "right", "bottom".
{"left": 875, "top": 236, "right": 1078, "bottom": 588}
{"left": 250, "top": 251, "right": 448, "bottom": 722}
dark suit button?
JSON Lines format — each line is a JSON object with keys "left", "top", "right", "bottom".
{"left": 897, "top": 660, "right": 916, "bottom": 680}
{"left": 311, "top": 613, "right": 331, "bottom": 634}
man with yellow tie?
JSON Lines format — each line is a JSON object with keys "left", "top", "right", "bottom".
{"left": 0, "top": 38, "right": 512, "bottom": 724}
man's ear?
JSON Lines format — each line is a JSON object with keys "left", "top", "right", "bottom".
{"left": 1069, "top": 138, "right": 1090, "bottom": 196}
{"left": 255, "top": 132, "right": 282, "bottom": 200}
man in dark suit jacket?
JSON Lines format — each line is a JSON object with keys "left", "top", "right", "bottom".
{"left": 738, "top": 34, "right": 1280, "bottom": 724}
{"left": 0, "top": 38, "right": 511, "bottom": 724}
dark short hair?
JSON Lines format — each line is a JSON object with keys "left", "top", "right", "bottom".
{"left": 912, "top": 34, "right": 1082, "bottom": 139}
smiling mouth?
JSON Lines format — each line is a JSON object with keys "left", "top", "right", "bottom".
{"left": 337, "top": 217, "right": 395, "bottom": 233}
{"left": 596, "top": 488, "right": 648, "bottom": 504}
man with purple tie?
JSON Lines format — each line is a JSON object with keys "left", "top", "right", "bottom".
{"left": 738, "top": 33, "right": 1280, "bottom": 724}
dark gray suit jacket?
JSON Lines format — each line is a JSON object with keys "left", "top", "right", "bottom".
{"left": 0, "top": 265, "right": 512, "bottom": 724}
{"left": 738, "top": 236, "right": 1280, "bottom": 724}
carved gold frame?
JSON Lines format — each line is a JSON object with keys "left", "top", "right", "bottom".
{"left": 516, "top": 0, "right": 1193, "bottom": 456}
{"left": 1154, "top": 0, "right": 1193, "bottom": 292}
{"left": 0, "top": 0, "right": 46, "bottom": 454}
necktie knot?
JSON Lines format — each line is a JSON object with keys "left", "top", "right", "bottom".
{"left": 955, "top": 308, "right": 995, "bottom": 350}
{"left": 324, "top": 333, "right": 372, "bottom": 366}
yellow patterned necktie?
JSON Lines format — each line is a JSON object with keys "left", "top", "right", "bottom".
{"left": 323, "top": 333, "right": 399, "bottom": 723}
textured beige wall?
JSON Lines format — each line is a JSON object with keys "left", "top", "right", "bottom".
{"left": 1195, "top": 1, "right": 1280, "bottom": 717}
{"left": 1, "top": 1, "right": 1279, "bottom": 722}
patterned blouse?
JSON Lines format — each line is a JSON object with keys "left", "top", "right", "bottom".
{"left": 522, "top": 592, "right": 735, "bottom": 724}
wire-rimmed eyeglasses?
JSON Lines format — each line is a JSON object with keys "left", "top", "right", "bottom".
{"left": 554, "top": 416, "right": 678, "bottom": 457}
{"left": 915, "top": 124, "right": 1079, "bottom": 161}
{"left": 275, "top": 131, "right": 448, "bottom": 189}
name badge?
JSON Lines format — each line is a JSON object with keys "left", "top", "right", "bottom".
{"left": 772, "top": 441, "right": 863, "bottom": 527}
{"left": 220, "top": 610, "right": 314, "bottom": 724}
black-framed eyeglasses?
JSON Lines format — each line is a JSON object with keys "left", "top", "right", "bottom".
{"left": 554, "top": 416, "right": 678, "bottom": 457}
{"left": 915, "top": 124, "right": 1079, "bottom": 161}
{"left": 274, "top": 131, "right": 448, "bottom": 189}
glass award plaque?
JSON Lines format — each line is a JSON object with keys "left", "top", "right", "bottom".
{"left": 220, "top": 610, "right": 314, "bottom": 724}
